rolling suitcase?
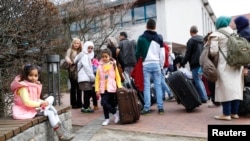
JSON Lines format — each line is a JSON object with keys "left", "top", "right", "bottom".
{"left": 116, "top": 88, "right": 140, "bottom": 124}
{"left": 167, "top": 71, "right": 201, "bottom": 112}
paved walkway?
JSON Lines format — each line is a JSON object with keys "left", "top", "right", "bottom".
{"left": 60, "top": 93, "right": 250, "bottom": 140}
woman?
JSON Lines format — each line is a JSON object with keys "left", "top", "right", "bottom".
{"left": 209, "top": 16, "right": 244, "bottom": 120}
{"left": 74, "top": 41, "right": 96, "bottom": 113}
{"left": 64, "top": 38, "right": 82, "bottom": 109}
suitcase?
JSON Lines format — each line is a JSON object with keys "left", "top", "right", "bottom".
{"left": 238, "top": 87, "right": 250, "bottom": 116}
{"left": 166, "top": 71, "right": 201, "bottom": 112}
{"left": 116, "top": 88, "right": 141, "bottom": 124}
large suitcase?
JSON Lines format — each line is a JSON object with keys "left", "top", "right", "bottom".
{"left": 167, "top": 71, "right": 201, "bottom": 112}
{"left": 123, "top": 72, "right": 155, "bottom": 108}
{"left": 238, "top": 87, "right": 250, "bottom": 116}
{"left": 116, "top": 88, "right": 140, "bottom": 124}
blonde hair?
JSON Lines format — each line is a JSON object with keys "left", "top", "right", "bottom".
{"left": 70, "top": 38, "right": 82, "bottom": 53}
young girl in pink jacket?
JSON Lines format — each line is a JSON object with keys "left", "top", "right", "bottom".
{"left": 10, "top": 64, "right": 75, "bottom": 140}
{"left": 95, "top": 48, "right": 123, "bottom": 126}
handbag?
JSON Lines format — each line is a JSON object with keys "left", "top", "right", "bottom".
{"left": 68, "top": 64, "right": 78, "bottom": 80}
{"left": 60, "top": 59, "right": 70, "bottom": 70}
{"left": 199, "top": 45, "right": 218, "bottom": 82}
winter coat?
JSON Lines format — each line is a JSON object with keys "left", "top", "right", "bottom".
{"left": 74, "top": 41, "right": 95, "bottom": 83}
{"left": 135, "top": 30, "right": 165, "bottom": 68}
{"left": 181, "top": 35, "right": 204, "bottom": 70}
{"left": 119, "top": 38, "right": 137, "bottom": 67}
{"left": 95, "top": 60, "right": 122, "bottom": 93}
{"left": 209, "top": 26, "right": 244, "bottom": 102}
{"left": 10, "top": 76, "right": 42, "bottom": 119}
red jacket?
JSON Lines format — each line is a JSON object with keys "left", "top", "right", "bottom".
{"left": 131, "top": 58, "right": 144, "bottom": 92}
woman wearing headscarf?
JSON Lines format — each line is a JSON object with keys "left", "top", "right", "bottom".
{"left": 74, "top": 41, "right": 97, "bottom": 113}
{"left": 209, "top": 16, "right": 244, "bottom": 120}
{"left": 234, "top": 15, "right": 250, "bottom": 42}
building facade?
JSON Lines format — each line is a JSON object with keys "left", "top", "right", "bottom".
{"left": 116, "top": 0, "right": 216, "bottom": 54}
{"left": 60, "top": 0, "right": 217, "bottom": 54}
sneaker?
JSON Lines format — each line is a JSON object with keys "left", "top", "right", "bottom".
{"left": 113, "top": 111, "right": 120, "bottom": 123}
{"left": 214, "top": 115, "right": 231, "bottom": 121}
{"left": 158, "top": 109, "right": 164, "bottom": 115}
{"left": 94, "top": 106, "right": 99, "bottom": 110}
{"left": 140, "top": 109, "right": 151, "bottom": 115}
{"left": 231, "top": 114, "right": 239, "bottom": 119}
{"left": 102, "top": 119, "right": 110, "bottom": 126}
{"left": 81, "top": 107, "right": 94, "bottom": 113}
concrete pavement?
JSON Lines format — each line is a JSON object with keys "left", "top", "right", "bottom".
{"left": 61, "top": 93, "right": 250, "bottom": 141}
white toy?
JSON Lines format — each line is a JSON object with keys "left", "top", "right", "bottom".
{"left": 40, "top": 96, "right": 57, "bottom": 116}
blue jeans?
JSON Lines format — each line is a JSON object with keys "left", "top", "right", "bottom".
{"left": 222, "top": 100, "right": 241, "bottom": 116}
{"left": 161, "top": 73, "right": 172, "bottom": 98}
{"left": 191, "top": 67, "right": 208, "bottom": 101}
{"left": 143, "top": 63, "right": 163, "bottom": 111}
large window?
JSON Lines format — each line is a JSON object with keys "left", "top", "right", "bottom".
{"left": 120, "top": 1, "right": 156, "bottom": 26}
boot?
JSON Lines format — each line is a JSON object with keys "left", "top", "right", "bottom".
{"left": 54, "top": 124, "right": 75, "bottom": 141}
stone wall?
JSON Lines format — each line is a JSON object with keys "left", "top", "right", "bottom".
{"left": 6, "top": 109, "right": 73, "bottom": 141}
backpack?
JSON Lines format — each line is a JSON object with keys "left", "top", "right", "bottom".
{"left": 163, "top": 42, "right": 170, "bottom": 68}
{"left": 218, "top": 30, "right": 250, "bottom": 67}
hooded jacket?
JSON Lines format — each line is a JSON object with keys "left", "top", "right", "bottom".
{"left": 181, "top": 35, "right": 204, "bottom": 69}
{"left": 74, "top": 41, "right": 95, "bottom": 82}
{"left": 234, "top": 16, "right": 250, "bottom": 42}
{"left": 10, "top": 75, "right": 42, "bottom": 119}
{"left": 135, "top": 30, "right": 165, "bottom": 67}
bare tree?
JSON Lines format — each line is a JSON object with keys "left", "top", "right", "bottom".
{"left": 60, "top": 0, "right": 136, "bottom": 49}
{"left": 0, "top": 0, "right": 64, "bottom": 117}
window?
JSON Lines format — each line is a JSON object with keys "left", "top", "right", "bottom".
{"left": 146, "top": 4, "right": 156, "bottom": 19}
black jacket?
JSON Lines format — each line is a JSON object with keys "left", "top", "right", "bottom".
{"left": 181, "top": 35, "right": 204, "bottom": 70}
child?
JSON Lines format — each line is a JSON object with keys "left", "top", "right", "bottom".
{"left": 10, "top": 64, "right": 75, "bottom": 141}
{"left": 75, "top": 41, "right": 97, "bottom": 113}
{"left": 95, "top": 48, "right": 123, "bottom": 126}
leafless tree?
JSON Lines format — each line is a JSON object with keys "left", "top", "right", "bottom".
{"left": 59, "top": 0, "right": 136, "bottom": 49}
{"left": 0, "top": 0, "right": 64, "bottom": 117}
{"left": 0, "top": 0, "right": 136, "bottom": 117}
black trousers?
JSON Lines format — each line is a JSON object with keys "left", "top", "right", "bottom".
{"left": 69, "top": 77, "right": 82, "bottom": 107}
{"left": 101, "top": 91, "right": 117, "bottom": 119}
{"left": 83, "top": 88, "right": 97, "bottom": 109}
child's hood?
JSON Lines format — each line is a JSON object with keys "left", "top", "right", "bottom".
{"left": 10, "top": 75, "right": 42, "bottom": 93}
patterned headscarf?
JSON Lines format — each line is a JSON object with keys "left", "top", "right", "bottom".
{"left": 215, "top": 16, "right": 231, "bottom": 29}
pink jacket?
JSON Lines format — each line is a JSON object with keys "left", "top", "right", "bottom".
{"left": 96, "top": 60, "right": 118, "bottom": 93}
{"left": 10, "top": 76, "right": 42, "bottom": 119}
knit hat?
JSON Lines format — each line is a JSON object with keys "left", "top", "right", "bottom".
{"left": 215, "top": 16, "right": 231, "bottom": 29}
{"left": 234, "top": 16, "right": 249, "bottom": 33}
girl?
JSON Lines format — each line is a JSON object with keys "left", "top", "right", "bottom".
{"left": 10, "top": 64, "right": 75, "bottom": 140}
{"left": 74, "top": 41, "right": 97, "bottom": 113}
{"left": 95, "top": 48, "right": 123, "bottom": 126}
{"left": 64, "top": 38, "right": 82, "bottom": 109}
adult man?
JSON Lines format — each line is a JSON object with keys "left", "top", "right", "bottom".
{"left": 118, "top": 31, "right": 137, "bottom": 75}
{"left": 135, "top": 19, "right": 165, "bottom": 115}
{"left": 181, "top": 25, "right": 208, "bottom": 103}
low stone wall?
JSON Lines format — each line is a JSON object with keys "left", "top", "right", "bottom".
{"left": 1, "top": 106, "right": 73, "bottom": 141}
